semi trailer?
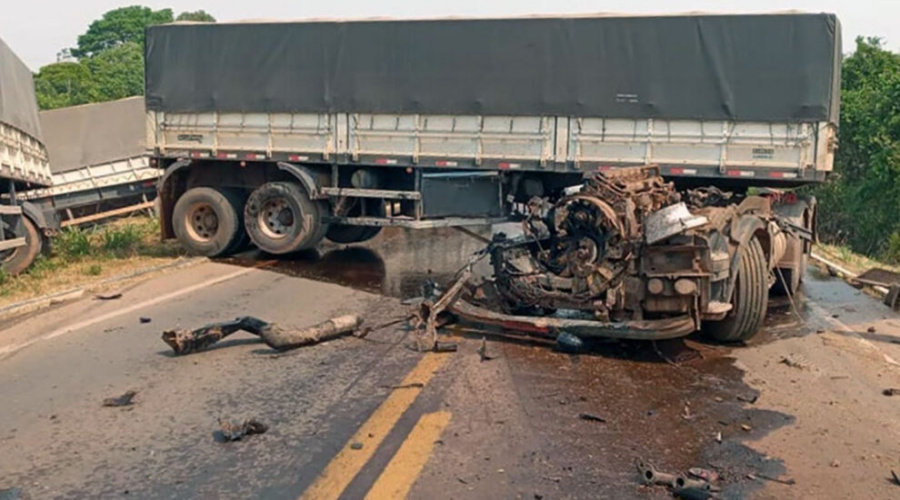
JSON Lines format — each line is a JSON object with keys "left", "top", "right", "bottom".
{"left": 147, "top": 13, "right": 840, "bottom": 341}
{"left": 0, "top": 37, "right": 53, "bottom": 276}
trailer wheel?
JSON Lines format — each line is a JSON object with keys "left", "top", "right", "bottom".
{"left": 1, "top": 216, "right": 42, "bottom": 276}
{"left": 704, "top": 236, "right": 768, "bottom": 342}
{"left": 172, "top": 187, "right": 244, "bottom": 257}
{"left": 244, "top": 182, "right": 327, "bottom": 254}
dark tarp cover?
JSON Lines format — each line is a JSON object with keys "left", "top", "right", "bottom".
{"left": 146, "top": 13, "right": 841, "bottom": 124}
{"left": 0, "top": 36, "right": 43, "bottom": 141}
{"left": 40, "top": 97, "right": 146, "bottom": 174}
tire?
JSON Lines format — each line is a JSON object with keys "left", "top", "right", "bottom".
{"left": 326, "top": 225, "right": 383, "bottom": 244}
{"left": 221, "top": 188, "right": 252, "bottom": 254}
{"left": 172, "top": 187, "right": 244, "bottom": 257}
{"left": 244, "top": 182, "right": 328, "bottom": 254}
{"left": 704, "top": 237, "right": 768, "bottom": 342}
{"left": 1, "top": 216, "right": 42, "bottom": 276}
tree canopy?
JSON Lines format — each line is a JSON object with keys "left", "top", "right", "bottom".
{"left": 34, "top": 6, "right": 215, "bottom": 111}
{"left": 815, "top": 37, "right": 900, "bottom": 262}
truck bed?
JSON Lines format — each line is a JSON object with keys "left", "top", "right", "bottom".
{"left": 149, "top": 111, "right": 834, "bottom": 185}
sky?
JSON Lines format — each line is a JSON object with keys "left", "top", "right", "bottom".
{"left": 1, "top": 0, "right": 897, "bottom": 70}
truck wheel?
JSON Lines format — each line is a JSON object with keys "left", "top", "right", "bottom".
{"left": 172, "top": 187, "right": 245, "bottom": 257}
{"left": 1, "top": 216, "right": 42, "bottom": 276}
{"left": 704, "top": 237, "right": 768, "bottom": 342}
{"left": 244, "top": 182, "right": 328, "bottom": 254}
{"left": 326, "top": 225, "right": 383, "bottom": 244}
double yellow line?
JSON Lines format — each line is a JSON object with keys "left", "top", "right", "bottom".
{"left": 300, "top": 352, "right": 452, "bottom": 500}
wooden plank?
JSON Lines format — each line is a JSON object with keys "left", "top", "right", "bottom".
{"left": 60, "top": 201, "right": 156, "bottom": 228}
{"left": 0, "top": 237, "right": 26, "bottom": 252}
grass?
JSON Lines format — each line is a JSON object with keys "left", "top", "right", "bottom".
{"left": 815, "top": 243, "right": 900, "bottom": 276}
{"left": 0, "top": 215, "right": 190, "bottom": 307}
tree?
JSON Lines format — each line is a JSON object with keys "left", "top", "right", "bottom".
{"left": 86, "top": 42, "right": 145, "bottom": 102}
{"left": 816, "top": 37, "right": 900, "bottom": 262}
{"left": 176, "top": 10, "right": 216, "bottom": 22}
{"left": 32, "top": 62, "right": 95, "bottom": 110}
{"left": 72, "top": 6, "right": 173, "bottom": 58}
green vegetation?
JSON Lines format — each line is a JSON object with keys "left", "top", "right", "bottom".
{"left": 815, "top": 37, "right": 900, "bottom": 264}
{"left": 0, "top": 216, "right": 187, "bottom": 303}
{"left": 34, "top": 6, "right": 216, "bottom": 110}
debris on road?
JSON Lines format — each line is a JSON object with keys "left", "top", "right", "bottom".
{"left": 741, "top": 424, "right": 752, "bottom": 432}
{"left": 94, "top": 291, "right": 122, "bottom": 300}
{"left": 433, "top": 341, "right": 459, "bottom": 353}
{"left": 102, "top": 390, "right": 137, "bottom": 407}
{"left": 779, "top": 354, "right": 811, "bottom": 370}
{"left": 636, "top": 460, "right": 677, "bottom": 486}
{"left": 140, "top": 317, "right": 152, "bottom": 324}
{"left": 161, "top": 315, "right": 363, "bottom": 355}
{"left": 350, "top": 442, "right": 364, "bottom": 450}
{"left": 673, "top": 486, "right": 717, "bottom": 500}
{"left": 216, "top": 418, "right": 268, "bottom": 442}
{"left": 578, "top": 412, "right": 606, "bottom": 423}
{"left": 261, "top": 315, "right": 363, "bottom": 351}
{"left": 747, "top": 473, "right": 796, "bottom": 486}
{"left": 736, "top": 394, "right": 759, "bottom": 404}
{"left": 688, "top": 468, "right": 721, "bottom": 482}
{"left": 891, "top": 470, "right": 900, "bottom": 486}
{"left": 477, "top": 337, "right": 497, "bottom": 362}
{"left": 882, "top": 388, "right": 900, "bottom": 397}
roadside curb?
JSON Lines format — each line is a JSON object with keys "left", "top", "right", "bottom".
{"left": 0, "top": 257, "right": 206, "bottom": 321}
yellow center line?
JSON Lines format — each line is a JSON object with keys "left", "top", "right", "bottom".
{"left": 364, "top": 410, "right": 452, "bottom": 500}
{"left": 299, "top": 352, "right": 451, "bottom": 500}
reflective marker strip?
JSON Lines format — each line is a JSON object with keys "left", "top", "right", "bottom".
{"left": 375, "top": 158, "right": 399, "bottom": 165}
{"left": 289, "top": 155, "right": 310, "bottom": 162}
{"left": 670, "top": 168, "right": 697, "bottom": 175}
{"left": 435, "top": 160, "right": 458, "bottom": 167}
{"left": 190, "top": 151, "right": 209, "bottom": 158}
{"left": 597, "top": 165, "right": 613, "bottom": 172}
{"left": 726, "top": 170, "right": 756, "bottom": 177}
{"left": 245, "top": 153, "right": 265, "bottom": 160}
{"left": 498, "top": 162, "right": 521, "bottom": 170}
{"left": 769, "top": 172, "right": 798, "bottom": 179}
{"left": 216, "top": 153, "right": 238, "bottom": 159}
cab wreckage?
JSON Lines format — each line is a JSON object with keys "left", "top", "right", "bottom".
{"left": 427, "top": 166, "right": 813, "bottom": 345}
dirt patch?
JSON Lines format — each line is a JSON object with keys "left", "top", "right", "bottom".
{"left": 0, "top": 216, "right": 187, "bottom": 307}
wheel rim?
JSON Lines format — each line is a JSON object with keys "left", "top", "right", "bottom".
{"left": 258, "top": 198, "right": 296, "bottom": 239}
{"left": 185, "top": 202, "right": 219, "bottom": 242}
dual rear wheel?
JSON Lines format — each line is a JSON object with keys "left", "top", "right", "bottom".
{"left": 172, "top": 182, "right": 380, "bottom": 257}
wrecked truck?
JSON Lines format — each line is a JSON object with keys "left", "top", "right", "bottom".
{"left": 452, "top": 166, "right": 809, "bottom": 342}
{"left": 146, "top": 13, "right": 840, "bottom": 340}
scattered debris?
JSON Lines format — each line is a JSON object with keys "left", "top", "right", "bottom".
{"left": 216, "top": 418, "right": 268, "bottom": 442}
{"left": 736, "top": 394, "right": 759, "bottom": 404}
{"left": 433, "top": 341, "right": 459, "bottom": 353}
{"left": 672, "top": 486, "right": 716, "bottom": 500}
{"left": 95, "top": 291, "right": 122, "bottom": 300}
{"left": 882, "top": 388, "right": 900, "bottom": 397}
{"left": 382, "top": 382, "right": 425, "bottom": 390}
{"left": 682, "top": 405, "right": 695, "bottom": 421}
{"left": 779, "top": 354, "right": 811, "bottom": 370}
{"left": 867, "top": 326, "right": 877, "bottom": 333}
{"left": 636, "top": 460, "right": 677, "bottom": 486}
{"left": 477, "top": 337, "right": 497, "bottom": 362}
{"left": 162, "top": 315, "right": 363, "bottom": 355}
{"left": 579, "top": 412, "right": 606, "bottom": 423}
{"left": 748, "top": 473, "right": 796, "bottom": 486}
{"left": 891, "top": 470, "right": 900, "bottom": 486}
{"left": 140, "top": 317, "right": 152, "bottom": 324}
{"left": 715, "top": 432, "right": 722, "bottom": 443}
{"left": 688, "top": 468, "right": 720, "bottom": 482}
{"left": 830, "top": 459, "right": 840, "bottom": 468}
{"left": 102, "top": 390, "right": 137, "bottom": 407}
{"left": 350, "top": 442, "right": 364, "bottom": 450}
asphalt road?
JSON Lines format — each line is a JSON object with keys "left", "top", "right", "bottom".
{"left": 2, "top": 228, "right": 900, "bottom": 499}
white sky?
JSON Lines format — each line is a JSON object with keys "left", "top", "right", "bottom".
{"left": 2, "top": 0, "right": 897, "bottom": 70}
